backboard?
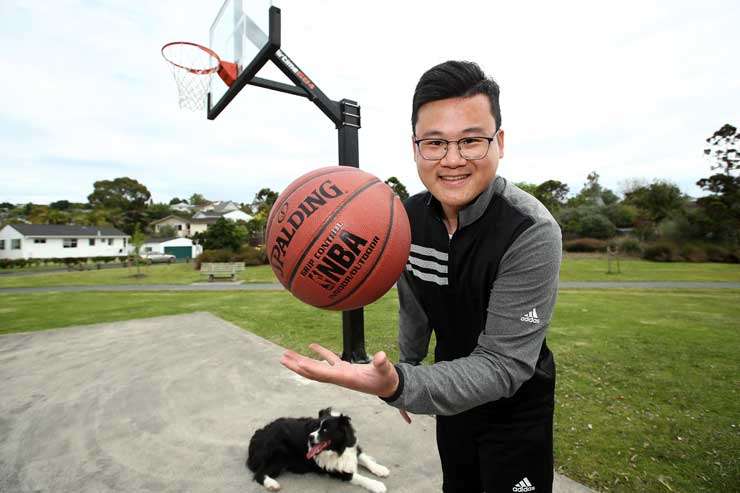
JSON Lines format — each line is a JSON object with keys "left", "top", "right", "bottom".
{"left": 208, "top": 0, "right": 276, "bottom": 119}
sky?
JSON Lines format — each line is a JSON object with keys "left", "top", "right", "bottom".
{"left": 1, "top": 0, "right": 738, "bottom": 206}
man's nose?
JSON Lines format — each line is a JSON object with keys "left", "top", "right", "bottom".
{"left": 441, "top": 143, "right": 467, "bottom": 167}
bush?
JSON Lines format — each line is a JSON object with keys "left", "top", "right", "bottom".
{"left": 563, "top": 238, "right": 608, "bottom": 252}
{"left": 641, "top": 242, "right": 678, "bottom": 262}
{"left": 605, "top": 203, "right": 638, "bottom": 228}
{"left": 558, "top": 206, "right": 617, "bottom": 239}
{"left": 704, "top": 244, "right": 732, "bottom": 263}
{"left": 617, "top": 237, "right": 642, "bottom": 255}
{"left": 678, "top": 243, "right": 708, "bottom": 262}
{"left": 195, "top": 249, "right": 233, "bottom": 269}
{"left": 234, "top": 245, "right": 267, "bottom": 266}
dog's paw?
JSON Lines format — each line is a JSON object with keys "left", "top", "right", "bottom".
{"left": 351, "top": 474, "right": 386, "bottom": 493}
{"left": 369, "top": 464, "right": 390, "bottom": 478}
{"left": 366, "top": 479, "right": 386, "bottom": 493}
{"left": 263, "top": 476, "right": 281, "bottom": 491}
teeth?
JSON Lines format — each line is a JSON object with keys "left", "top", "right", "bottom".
{"left": 440, "top": 176, "right": 468, "bottom": 181}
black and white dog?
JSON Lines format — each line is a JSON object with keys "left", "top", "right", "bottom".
{"left": 246, "top": 408, "right": 389, "bottom": 492}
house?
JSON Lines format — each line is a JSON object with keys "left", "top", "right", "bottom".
{"left": 151, "top": 215, "right": 192, "bottom": 238}
{"left": 148, "top": 201, "right": 252, "bottom": 238}
{"left": 193, "top": 201, "right": 251, "bottom": 223}
{"left": 171, "top": 202, "right": 193, "bottom": 213}
{"left": 138, "top": 237, "right": 202, "bottom": 260}
{"left": 0, "top": 224, "right": 130, "bottom": 260}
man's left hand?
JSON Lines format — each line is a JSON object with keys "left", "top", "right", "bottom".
{"left": 280, "top": 343, "right": 399, "bottom": 398}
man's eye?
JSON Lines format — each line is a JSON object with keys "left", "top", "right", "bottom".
{"left": 425, "top": 140, "right": 445, "bottom": 147}
{"left": 461, "top": 138, "right": 481, "bottom": 145}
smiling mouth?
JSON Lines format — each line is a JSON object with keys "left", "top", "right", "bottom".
{"left": 439, "top": 175, "right": 469, "bottom": 182}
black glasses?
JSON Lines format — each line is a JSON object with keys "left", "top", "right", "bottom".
{"left": 414, "top": 129, "right": 501, "bottom": 161}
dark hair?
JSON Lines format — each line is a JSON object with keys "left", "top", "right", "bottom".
{"left": 411, "top": 60, "right": 501, "bottom": 133}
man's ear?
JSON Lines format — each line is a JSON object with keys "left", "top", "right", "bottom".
{"left": 497, "top": 128, "right": 505, "bottom": 159}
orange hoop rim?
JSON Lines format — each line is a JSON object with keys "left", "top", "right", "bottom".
{"left": 161, "top": 41, "right": 221, "bottom": 75}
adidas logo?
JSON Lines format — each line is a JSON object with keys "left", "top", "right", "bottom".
{"left": 520, "top": 308, "right": 540, "bottom": 324}
{"left": 512, "top": 477, "right": 535, "bottom": 492}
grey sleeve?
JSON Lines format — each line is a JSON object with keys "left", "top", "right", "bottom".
{"left": 397, "top": 270, "right": 432, "bottom": 365}
{"left": 385, "top": 219, "right": 562, "bottom": 416}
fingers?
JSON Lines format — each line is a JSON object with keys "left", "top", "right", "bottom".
{"left": 309, "top": 343, "right": 342, "bottom": 365}
{"left": 399, "top": 409, "right": 412, "bottom": 424}
{"left": 281, "top": 352, "right": 330, "bottom": 382}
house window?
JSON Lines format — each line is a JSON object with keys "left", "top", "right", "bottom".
{"left": 63, "top": 238, "right": 77, "bottom": 248}
{"left": 145, "top": 246, "right": 153, "bottom": 253}
{"left": 12, "top": 239, "right": 21, "bottom": 249}
{"left": 108, "top": 239, "right": 113, "bottom": 246}
{"left": 0, "top": 240, "right": 4, "bottom": 250}
{"left": 89, "top": 239, "right": 96, "bottom": 246}
{"left": 177, "top": 224, "right": 182, "bottom": 231}
{"left": 34, "top": 238, "right": 46, "bottom": 244}
{"left": 123, "top": 238, "right": 127, "bottom": 247}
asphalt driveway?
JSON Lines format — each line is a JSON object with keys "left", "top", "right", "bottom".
{"left": 0, "top": 313, "right": 594, "bottom": 492}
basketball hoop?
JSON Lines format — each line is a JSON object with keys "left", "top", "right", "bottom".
{"left": 161, "top": 41, "right": 238, "bottom": 111}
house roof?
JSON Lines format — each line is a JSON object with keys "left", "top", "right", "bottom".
{"left": 9, "top": 224, "right": 128, "bottom": 237}
{"left": 191, "top": 216, "right": 220, "bottom": 224}
{"left": 150, "top": 215, "right": 189, "bottom": 225}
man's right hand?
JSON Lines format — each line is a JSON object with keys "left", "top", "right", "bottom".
{"left": 399, "top": 409, "right": 412, "bottom": 424}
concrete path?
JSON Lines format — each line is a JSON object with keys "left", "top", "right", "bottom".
{"left": 0, "top": 281, "right": 739, "bottom": 294}
{"left": 0, "top": 313, "right": 596, "bottom": 493}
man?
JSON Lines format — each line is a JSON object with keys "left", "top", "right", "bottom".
{"left": 281, "top": 60, "right": 562, "bottom": 493}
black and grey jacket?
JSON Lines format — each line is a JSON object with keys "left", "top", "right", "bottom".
{"left": 382, "top": 175, "right": 562, "bottom": 419}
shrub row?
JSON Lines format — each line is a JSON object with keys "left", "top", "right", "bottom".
{"left": 563, "top": 238, "right": 739, "bottom": 262}
{"left": 0, "top": 256, "right": 126, "bottom": 269}
{"left": 194, "top": 246, "right": 267, "bottom": 269}
{"left": 641, "top": 242, "right": 740, "bottom": 263}
{"left": 563, "top": 238, "right": 608, "bottom": 252}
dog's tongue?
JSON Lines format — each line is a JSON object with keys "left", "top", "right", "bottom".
{"left": 306, "top": 440, "right": 331, "bottom": 459}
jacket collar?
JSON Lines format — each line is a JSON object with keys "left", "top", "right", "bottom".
{"left": 425, "top": 175, "right": 506, "bottom": 229}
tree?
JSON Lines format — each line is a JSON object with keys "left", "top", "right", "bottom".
{"left": 385, "top": 177, "right": 410, "bottom": 201}
{"left": 145, "top": 203, "right": 174, "bottom": 223}
{"left": 534, "top": 180, "right": 569, "bottom": 212}
{"left": 200, "top": 217, "right": 247, "bottom": 251}
{"left": 695, "top": 124, "right": 740, "bottom": 245}
{"left": 703, "top": 123, "right": 739, "bottom": 175}
{"left": 604, "top": 203, "right": 638, "bottom": 228}
{"left": 252, "top": 188, "right": 278, "bottom": 214}
{"left": 558, "top": 206, "right": 616, "bottom": 239}
{"left": 49, "top": 200, "right": 72, "bottom": 211}
{"left": 568, "top": 171, "right": 618, "bottom": 207}
{"left": 189, "top": 193, "right": 209, "bottom": 206}
{"left": 515, "top": 182, "right": 539, "bottom": 196}
{"left": 623, "top": 180, "right": 686, "bottom": 224}
{"left": 0, "top": 202, "right": 14, "bottom": 210}
{"left": 88, "top": 177, "right": 151, "bottom": 211}
{"left": 169, "top": 197, "right": 187, "bottom": 205}
{"left": 245, "top": 188, "right": 279, "bottom": 244}
{"left": 130, "top": 224, "right": 146, "bottom": 277}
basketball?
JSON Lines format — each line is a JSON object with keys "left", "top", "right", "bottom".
{"left": 266, "top": 166, "right": 411, "bottom": 311}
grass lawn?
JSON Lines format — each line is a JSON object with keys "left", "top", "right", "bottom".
{"left": 1, "top": 257, "right": 739, "bottom": 288}
{"left": 0, "top": 263, "right": 277, "bottom": 287}
{"left": 560, "top": 255, "right": 740, "bottom": 282}
{"left": 1, "top": 288, "right": 738, "bottom": 492}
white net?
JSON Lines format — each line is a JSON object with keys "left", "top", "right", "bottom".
{"left": 162, "top": 43, "right": 220, "bottom": 111}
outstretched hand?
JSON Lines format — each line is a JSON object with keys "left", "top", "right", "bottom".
{"left": 280, "top": 344, "right": 400, "bottom": 399}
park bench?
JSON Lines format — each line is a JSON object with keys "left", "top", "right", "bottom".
{"left": 200, "top": 262, "right": 245, "bottom": 282}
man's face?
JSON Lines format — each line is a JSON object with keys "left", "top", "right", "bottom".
{"left": 412, "top": 93, "right": 504, "bottom": 218}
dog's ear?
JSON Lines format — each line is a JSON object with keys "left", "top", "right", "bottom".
{"left": 319, "top": 407, "right": 332, "bottom": 419}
